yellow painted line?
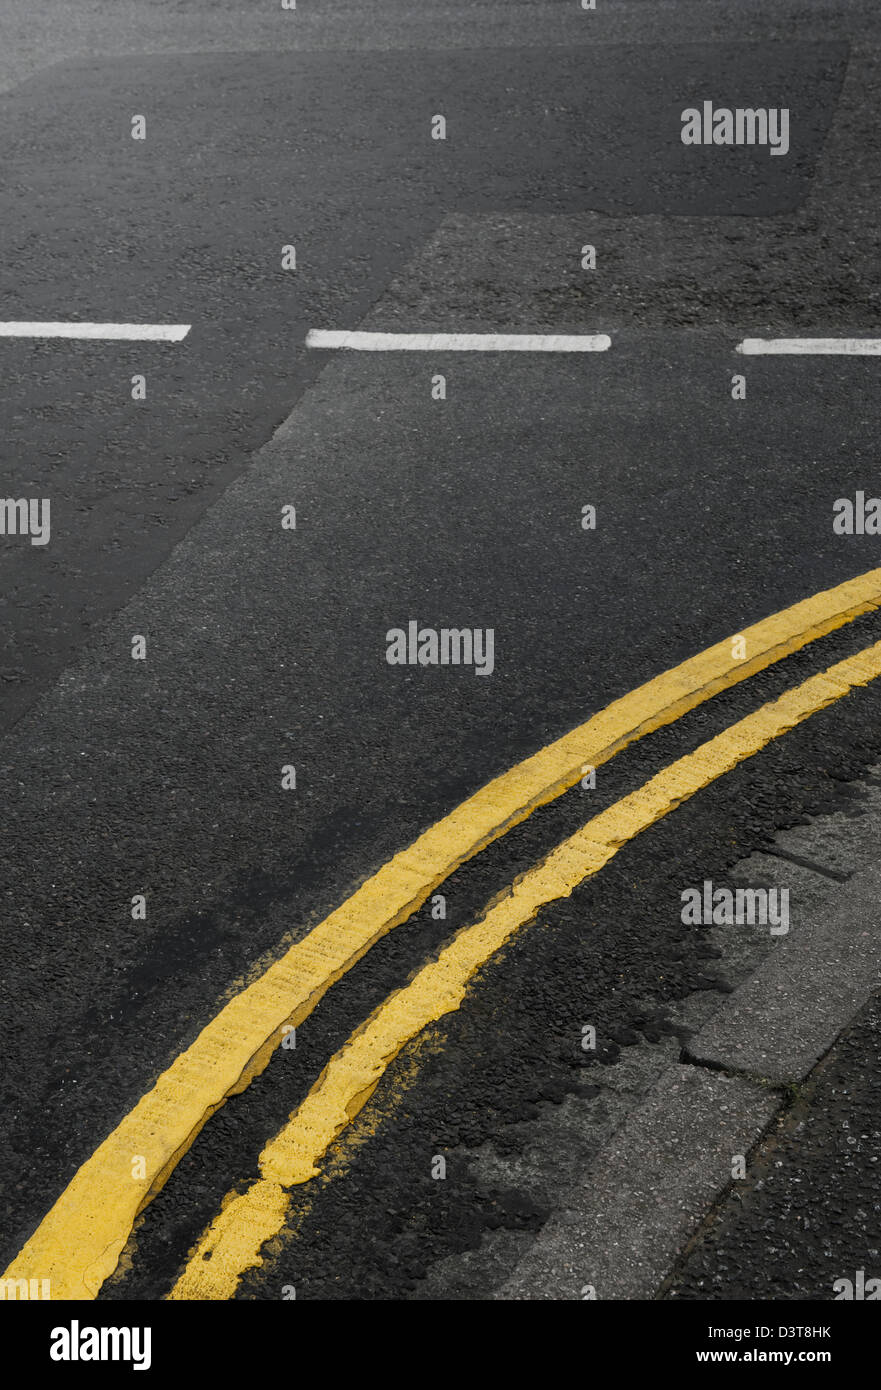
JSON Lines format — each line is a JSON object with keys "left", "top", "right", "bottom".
{"left": 170, "top": 638, "right": 881, "bottom": 1300}
{"left": 6, "top": 570, "right": 881, "bottom": 1300}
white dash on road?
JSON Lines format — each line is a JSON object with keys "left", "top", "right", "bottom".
{"left": 306, "top": 330, "right": 611, "bottom": 352}
{"left": 737, "top": 337, "right": 881, "bottom": 356}
{"left": 0, "top": 322, "right": 191, "bottom": 342}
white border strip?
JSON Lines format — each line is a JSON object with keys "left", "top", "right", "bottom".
{"left": 737, "top": 337, "right": 881, "bottom": 356}
{"left": 0, "top": 322, "right": 191, "bottom": 341}
{"left": 306, "top": 330, "right": 611, "bottom": 352}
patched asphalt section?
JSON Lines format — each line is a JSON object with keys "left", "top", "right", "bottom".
{"left": 369, "top": 45, "right": 881, "bottom": 339}
{"left": 0, "top": 41, "right": 846, "bottom": 728}
{"left": 0, "top": 0, "right": 877, "bottom": 101}
{"left": 667, "top": 991, "right": 881, "bottom": 1301}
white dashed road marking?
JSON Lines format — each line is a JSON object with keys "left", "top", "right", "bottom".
{"left": 0, "top": 322, "right": 191, "bottom": 341}
{"left": 737, "top": 337, "right": 881, "bottom": 355}
{"left": 306, "top": 330, "right": 612, "bottom": 351}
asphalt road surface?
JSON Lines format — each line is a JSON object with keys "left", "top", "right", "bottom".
{"left": 2, "top": 0, "right": 881, "bottom": 1319}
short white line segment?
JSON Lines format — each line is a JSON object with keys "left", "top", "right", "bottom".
{"left": 306, "top": 330, "right": 611, "bottom": 352}
{"left": 0, "top": 322, "right": 191, "bottom": 342}
{"left": 737, "top": 337, "right": 881, "bottom": 356}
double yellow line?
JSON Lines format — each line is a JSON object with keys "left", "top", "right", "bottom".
{"left": 7, "top": 568, "right": 881, "bottom": 1300}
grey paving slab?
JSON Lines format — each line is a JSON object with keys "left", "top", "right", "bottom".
{"left": 498, "top": 1065, "right": 779, "bottom": 1300}
{"left": 684, "top": 860, "right": 881, "bottom": 1084}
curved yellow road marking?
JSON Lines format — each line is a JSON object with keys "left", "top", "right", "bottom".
{"left": 171, "top": 638, "right": 881, "bottom": 1300}
{"left": 7, "top": 570, "right": 881, "bottom": 1299}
